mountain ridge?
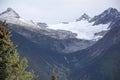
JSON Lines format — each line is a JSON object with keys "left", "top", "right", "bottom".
{"left": 90, "top": 8, "right": 120, "bottom": 25}
{"left": 76, "top": 13, "right": 91, "bottom": 21}
{"left": 0, "top": 8, "right": 20, "bottom": 18}
{"left": 68, "top": 17, "right": 120, "bottom": 80}
{"left": 0, "top": 7, "right": 120, "bottom": 80}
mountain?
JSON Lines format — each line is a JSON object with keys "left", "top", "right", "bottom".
{"left": 0, "top": 7, "right": 120, "bottom": 80}
{"left": 48, "top": 18, "right": 109, "bottom": 41}
{"left": 67, "top": 17, "right": 120, "bottom": 80}
{"left": 10, "top": 30, "right": 68, "bottom": 80}
{"left": 90, "top": 8, "right": 120, "bottom": 25}
{"left": 0, "top": 8, "right": 97, "bottom": 53}
{"left": 0, "top": 8, "right": 77, "bottom": 39}
{"left": 76, "top": 13, "right": 91, "bottom": 21}
{"left": 0, "top": 8, "right": 20, "bottom": 18}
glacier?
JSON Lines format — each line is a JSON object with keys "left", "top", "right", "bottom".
{"left": 48, "top": 20, "right": 110, "bottom": 40}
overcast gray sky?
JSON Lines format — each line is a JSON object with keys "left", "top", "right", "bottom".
{"left": 0, "top": 0, "right": 120, "bottom": 24}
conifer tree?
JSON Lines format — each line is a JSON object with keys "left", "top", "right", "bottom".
{"left": 0, "top": 20, "right": 34, "bottom": 80}
{"left": 51, "top": 70, "right": 57, "bottom": 80}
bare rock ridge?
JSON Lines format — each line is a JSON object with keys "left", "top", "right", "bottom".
{"left": 90, "top": 8, "right": 120, "bottom": 25}
{"left": 0, "top": 8, "right": 20, "bottom": 18}
{"left": 76, "top": 13, "right": 90, "bottom": 21}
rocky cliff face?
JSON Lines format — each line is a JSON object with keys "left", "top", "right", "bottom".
{"left": 90, "top": 8, "right": 120, "bottom": 25}
{"left": 76, "top": 13, "right": 91, "bottom": 21}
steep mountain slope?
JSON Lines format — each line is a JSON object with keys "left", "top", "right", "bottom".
{"left": 90, "top": 8, "right": 120, "bottom": 25}
{"left": 67, "top": 16, "right": 120, "bottom": 80}
{"left": 10, "top": 30, "right": 69, "bottom": 80}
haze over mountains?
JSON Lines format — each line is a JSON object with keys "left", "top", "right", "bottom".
{"left": 0, "top": 7, "right": 120, "bottom": 80}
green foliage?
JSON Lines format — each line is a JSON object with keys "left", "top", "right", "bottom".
{"left": 0, "top": 20, "right": 35, "bottom": 80}
{"left": 52, "top": 74, "right": 57, "bottom": 80}
{"left": 51, "top": 71, "right": 57, "bottom": 80}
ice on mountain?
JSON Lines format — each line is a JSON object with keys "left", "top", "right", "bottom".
{"left": 48, "top": 21, "right": 109, "bottom": 40}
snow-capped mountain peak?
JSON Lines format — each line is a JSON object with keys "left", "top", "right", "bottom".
{"left": 0, "top": 8, "right": 20, "bottom": 18}
{"left": 90, "top": 8, "right": 120, "bottom": 25}
{"left": 103, "top": 8, "right": 119, "bottom": 16}
{"left": 76, "top": 13, "right": 90, "bottom": 22}
{"left": 0, "top": 8, "right": 41, "bottom": 29}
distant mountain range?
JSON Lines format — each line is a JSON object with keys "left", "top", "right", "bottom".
{"left": 0, "top": 7, "right": 120, "bottom": 80}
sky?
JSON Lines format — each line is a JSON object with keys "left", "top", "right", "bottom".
{"left": 0, "top": 0, "right": 120, "bottom": 24}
